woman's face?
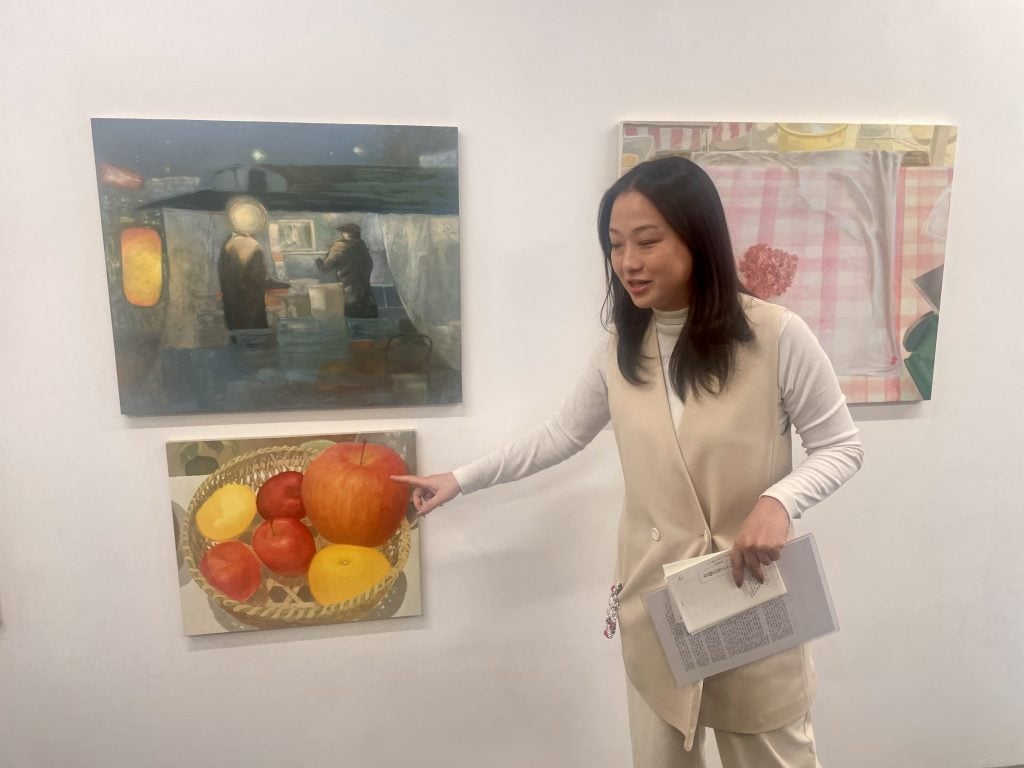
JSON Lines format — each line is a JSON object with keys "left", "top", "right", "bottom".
{"left": 608, "top": 190, "right": 693, "bottom": 311}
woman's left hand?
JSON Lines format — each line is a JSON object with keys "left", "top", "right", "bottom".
{"left": 730, "top": 496, "right": 791, "bottom": 587}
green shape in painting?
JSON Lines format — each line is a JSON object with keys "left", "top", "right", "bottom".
{"left": 904, "top": 312, "right": 939, "bottom": 400}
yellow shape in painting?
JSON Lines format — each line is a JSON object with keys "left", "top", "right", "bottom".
{"left": 226, "top": 195, "right": 267, "bottom": 235}
{"left": 121, "top": 227, "right": 163, "bottom": 307}
{"left": 776, "top": 123, "right": 849, "bottom": 152}
{"left": 196, "top": 484, "right": 258, "bottom": 541}
{"left": 307, "top": 544, "right": 391, "bottom": 606}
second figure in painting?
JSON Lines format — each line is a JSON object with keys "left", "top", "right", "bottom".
{"left": 317, "top": 223, "right": 380, "bottom": 319}
{"left": 395, "top": 156, "right": 863, "bottom": 767}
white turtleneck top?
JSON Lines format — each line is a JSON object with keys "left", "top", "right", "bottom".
{"left": 453, "top": 308, "right": 863, "bottom": 519}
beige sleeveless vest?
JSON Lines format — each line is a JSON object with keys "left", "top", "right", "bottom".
{"left": 607, "top": 297, "right": 814, "bottom": 749}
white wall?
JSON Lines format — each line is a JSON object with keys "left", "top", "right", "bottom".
{"left": 1, "top": 2, "right": 1022, "bottom": 767}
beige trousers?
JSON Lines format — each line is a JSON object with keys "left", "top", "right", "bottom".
{"left": 627, "top": 679, "right": 822, "bottom": 768}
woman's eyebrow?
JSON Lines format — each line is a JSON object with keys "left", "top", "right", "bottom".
{"left": 609, "top": 224, "right": 660, "bottom": 236}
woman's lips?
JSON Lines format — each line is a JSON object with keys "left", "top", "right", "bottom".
{"left": 627, "top": 280, "right": 652, "bottom": 294}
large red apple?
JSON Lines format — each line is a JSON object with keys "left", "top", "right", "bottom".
{"left": 301, "top": 442, "right": 409, "bottom": 547}
{"left": 257, "top": 471, "right": 305, "bottom": 519}
{"left": 251, "top": 518, "right": 316, "bottom": 576}
{"left": 199, "top": 541, "right": 262, "bottom": 601}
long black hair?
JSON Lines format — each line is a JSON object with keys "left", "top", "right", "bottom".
{"left": 598, "top": 156, "right": 752, "bottom": 401}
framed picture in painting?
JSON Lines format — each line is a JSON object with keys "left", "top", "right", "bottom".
{"left": 92, "top": 118, "right": 461, "bottom": 415}
{"left": 167, "top": 431, "right": 422, "bottom": 636}
{"left": 619, "top": 121, "right": 957, "bottom": 402}
{"left": 277, "top": 219, "right": 315, "bottom": 252}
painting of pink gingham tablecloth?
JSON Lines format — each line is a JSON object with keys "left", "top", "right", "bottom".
{"left": 697, "top": 151, "right": 903, "bottom": 384}
{"left": 618, "top": 124, "right": 955, "bottom": 402}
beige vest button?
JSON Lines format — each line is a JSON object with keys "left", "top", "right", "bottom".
{"left": 702, "top": 531, "right": 709, "bottom": 542}
{"left": 651, "top": 527, "right": 661, "bottom": 541}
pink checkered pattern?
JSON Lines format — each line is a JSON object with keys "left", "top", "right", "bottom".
{"left": 618, "top": 125, "right": 954, "bottom": 403}
{"left": 623, "top": 122, "right": 754, "bottom": 153}
{"left": 704, "top": 164, "right": 953, "bottom": 403}
{"left": 623, "top": 123, "right": 703, "bottom": 152}
{"left": 705, "top": 163, "right": 900, "bottom": 389}
{"left": 712, "top": 123, "right": 754, "bottom": 144}
{"left": 837, "top": 168, "right": 952, "bottom": 402}
{"left": 860, "top": 164, "right": 946, "bottom": 399}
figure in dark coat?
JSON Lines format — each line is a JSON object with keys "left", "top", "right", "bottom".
{"left": 219, "top": 233, "right": 288, "bottom": 330}
{"left": 317, "top": 223, "right": 379, "bottom": 318}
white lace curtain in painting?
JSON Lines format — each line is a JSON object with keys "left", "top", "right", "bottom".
{"left": 364, "top": 213, "right": 461, "bottom": 372}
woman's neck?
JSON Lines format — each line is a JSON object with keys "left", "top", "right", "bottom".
{"left": 653, "top": 306, "right": 688, "bottom": 328}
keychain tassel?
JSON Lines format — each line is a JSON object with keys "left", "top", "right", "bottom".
{"left": 603, "top": 582, "right": 624, "bottom": 639}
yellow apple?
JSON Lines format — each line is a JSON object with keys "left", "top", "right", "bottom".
{"left": 307, "top": 544, "right": 391, "bottom": 606}
{"left": 196, "top": 483, "right": 258, "bottom": 541}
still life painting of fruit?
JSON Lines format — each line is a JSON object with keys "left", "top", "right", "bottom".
{"left": 167, "top": 432, "right": 421, "bottom": 635}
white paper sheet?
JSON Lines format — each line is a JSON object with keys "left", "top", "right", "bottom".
{"left": 642, "top": 534, "right": 838, "bottom": 687}
{"left": 663, "top": 550, "right": 787, "bottom": 634}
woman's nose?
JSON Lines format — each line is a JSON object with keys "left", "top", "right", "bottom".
{"left": 621, "top": 245, "right": 642, "bottom": 271}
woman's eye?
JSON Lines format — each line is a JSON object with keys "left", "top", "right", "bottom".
{"left": 639, "top": 240, "right": 659, "bottom": 248}
{"left": 609, "top": 242, "right": 623, "bottom": 251}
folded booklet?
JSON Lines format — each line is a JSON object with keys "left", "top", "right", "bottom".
{"left": 645, "top": 534, "right": 839, "bottom": 687}
{"left": 662, "top": 549, "right": 787, "bottom": 634}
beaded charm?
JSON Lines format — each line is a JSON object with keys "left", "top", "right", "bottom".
{"left": 603, "top": 582, "right": 624, "bottom": 639}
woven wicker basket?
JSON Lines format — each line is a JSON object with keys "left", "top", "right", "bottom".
{"left": 181, "top": 445, "right": 411, "bottom": 629}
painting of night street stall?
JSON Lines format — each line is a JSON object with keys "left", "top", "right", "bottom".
{"left": 92, "top": 119, "right": 461, "bottom": 415}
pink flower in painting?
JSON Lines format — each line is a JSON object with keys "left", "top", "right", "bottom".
{"left": 739, "top": 244, "right": 799, "bottom": 299}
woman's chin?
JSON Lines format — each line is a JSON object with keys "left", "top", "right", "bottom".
{"left": 627, "top": 292, "right": 653, "bottom": 309}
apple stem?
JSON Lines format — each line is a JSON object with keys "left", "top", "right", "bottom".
{"left": 359, "top": 440, "right": 367, "bottom": 465}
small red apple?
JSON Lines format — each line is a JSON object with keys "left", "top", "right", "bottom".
{"left": 301, "top": 442, "right": 410, "bottom": 547}
{"left": 251, "top": 518, "right": 316, "bottom": 576}
{"left": 199, "top": 541, "right": 262, "bottom": 601}
{"left": 256, "top": 471, "right": 305, "bottom": 519}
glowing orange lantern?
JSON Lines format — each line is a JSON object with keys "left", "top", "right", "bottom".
{"left": 121, "top": 227, "right": 163, "bottom": 307}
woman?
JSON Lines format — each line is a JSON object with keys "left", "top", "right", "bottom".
{"left": 394, "top": 156, "right": 863, "bottom": 767}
